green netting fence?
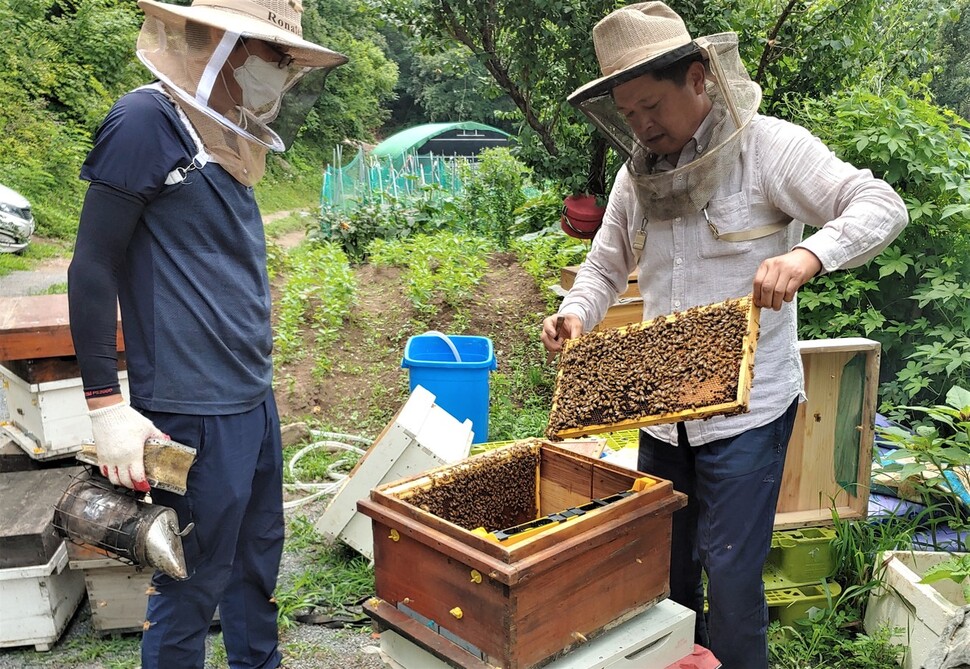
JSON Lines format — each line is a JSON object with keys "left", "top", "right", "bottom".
{"left": 321, "top": 145, "right": 470, "bottom": 210}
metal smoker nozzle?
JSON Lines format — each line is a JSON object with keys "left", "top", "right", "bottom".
{"left": 54, "top": 475, "right": 191, "bottom": 580}
{"left": 144, "top": 508, "right": 189, "bottom": 580}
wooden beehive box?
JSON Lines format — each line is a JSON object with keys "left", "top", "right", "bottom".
{"left": 358, "top": 440, "right": 686, "bottom": 669}
{"left": 774, "top": 338, "right": 880, "bottom": 529}
{"left": 0, "top": 295, "right": 124, "bottom": 362}
{"left": 547, "top": 297, "right": 759, "bottom": 439}
{"left": 560, "top": 266, "right": 639, "bottom": 300}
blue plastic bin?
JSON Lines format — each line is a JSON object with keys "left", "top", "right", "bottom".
{"left": 402, "top": 333, "right": 497, "bottom": 443}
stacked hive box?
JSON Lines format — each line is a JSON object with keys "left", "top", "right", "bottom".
{"left": 359, "top": 439, "right": 687, "bottom": 669}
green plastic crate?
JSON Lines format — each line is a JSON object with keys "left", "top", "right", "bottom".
{"left": 767, "top": 581, "right": 842, "bottom": 626}
{"left": 767, "top": 527, "right": 837, "bottom": 584}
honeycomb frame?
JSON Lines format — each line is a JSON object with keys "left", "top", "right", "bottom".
{"left": 547, "top": 296, "right": 760, "bottom": 439}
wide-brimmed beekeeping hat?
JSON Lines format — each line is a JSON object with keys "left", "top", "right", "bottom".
{"left": 568, "top": 2, "right": 763, "bottom": 220}
{"left": 136, "top": 0, "right": 348, "bottom": 155}
{"left": 138, "top": 0, "right": 347, "bottom": 69}
{"left": 570, "top": 1, "right": 699, "bottom": 103}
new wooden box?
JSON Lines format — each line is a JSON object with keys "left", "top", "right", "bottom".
{"left": 560, "top": 266, "right": 639, "bottom": 300}
{"left": 358, "top": 440, "right": 686, "bottom": 669}
{"left": 774, "top": 338, "right": 880, "bottom": 529}
{"left": 0, "top": 294, "right": 124, "bottom": 361}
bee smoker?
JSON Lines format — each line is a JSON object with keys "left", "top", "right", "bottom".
{"left": 54, "top": 470, "right": 192, "bottom": 580}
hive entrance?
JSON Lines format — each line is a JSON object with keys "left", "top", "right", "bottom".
{"left": 547, "top": 296, "right": 760, "bottom": 439}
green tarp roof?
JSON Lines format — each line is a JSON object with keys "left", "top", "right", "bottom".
{"left": 370, "top": 122, "right": 510, "bottom": 157}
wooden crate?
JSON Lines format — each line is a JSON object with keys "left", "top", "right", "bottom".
{"left": 560, "top": 266, "right": 639, "bottom": 300}
{"left": 358, "top": 440, "right": 687, "bottom": 669}
{"left": 67, "top": 543, "right": 220, "bottom": 635}
{"left": 774, "top": 338, "right": 880, "bottom": 529}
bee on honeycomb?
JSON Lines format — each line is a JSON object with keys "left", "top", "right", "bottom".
{"left": 547, "top": 297, "right": 758, "bottom": 439}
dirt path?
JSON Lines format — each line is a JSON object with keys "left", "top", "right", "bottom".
{"left": 0, "top": 210, "right": 306, "bottom": 298}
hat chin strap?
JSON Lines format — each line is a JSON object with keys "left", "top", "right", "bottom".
{"left": 196, "top": 30, "right": 241, "bottom": 107}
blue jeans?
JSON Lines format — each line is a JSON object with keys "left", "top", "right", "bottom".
{"left": 638, "top": 400, "right": 798, "bottom": 669}
{"left": 138, "top": 393, "right": 284, "bottom": 669}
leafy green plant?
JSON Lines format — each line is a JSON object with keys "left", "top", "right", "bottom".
{"left": 921, "top": 553, "right": 970, "bottom": 602}
{"left": 768, "top": 602, "right": 903, "bottom": 669}
{"left": 457, "top": 147, "right": 531, "bottom": 246}
{"left": 273, "top": 241, "right": 356, "bottom": 377}
{"left": 368, "top": 232, "right": 496, "bottom": 324}
{"left": 510, "top": 228, "right": 590, "bottom": 310}
{"left": 794, "top": 84, "right": 970, "bottom": 414}
{"left": 874, "top": 386, "right": 970, "bottom": 550}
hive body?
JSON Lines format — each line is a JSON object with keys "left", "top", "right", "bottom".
{"left": 358, "top": 441, "right": 686, "bottom": 669}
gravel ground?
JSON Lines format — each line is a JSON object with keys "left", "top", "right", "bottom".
{"left": 0, "top": 256, "right": 69, "bottom": 297}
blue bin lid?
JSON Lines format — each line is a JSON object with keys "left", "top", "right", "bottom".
{"left": 402, "top": 334, "right": 497, "bottom": 370}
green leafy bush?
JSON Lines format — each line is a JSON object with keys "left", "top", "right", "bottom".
{"left": 794, "top": 84, "right": 970, "bottom": 414}
{"left": 457, "top": 147, "right": 531, "bottom": 246}
{"left": 368, "top": 232, "right": 496, "bottom": 326}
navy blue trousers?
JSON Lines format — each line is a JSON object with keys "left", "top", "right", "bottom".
{"left": 638, "top": 400, "right": 798, "bottom": 669}
{"left": 138, "top": 393, "right": 284, "bottom": 669}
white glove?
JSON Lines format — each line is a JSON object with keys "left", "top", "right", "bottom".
{"left": 88, "top": 402, "right": 166, "bottom": 491}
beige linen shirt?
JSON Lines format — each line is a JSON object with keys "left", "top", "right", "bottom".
{"left": 559, "top": 113, "right": 908, "bottom": 446}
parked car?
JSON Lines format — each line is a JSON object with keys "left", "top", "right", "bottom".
{"left": 0, "top": 183, "right": 35, "bottom": 253}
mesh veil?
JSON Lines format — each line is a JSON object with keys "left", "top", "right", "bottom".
{"left": 572, "top": 33, "right": 761, "bottom": 219}
{"left": 137, "top": 15, "right": 335, "bottom": 157}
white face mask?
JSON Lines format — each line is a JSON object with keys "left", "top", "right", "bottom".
{"left": 233, "top": 55, "right": 289, "bottom": 111}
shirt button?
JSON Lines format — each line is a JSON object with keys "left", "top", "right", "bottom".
{"left": 674, "top": 300, "right": 681, "bottom": 308}
{"left": 674, "top": 216, "right": 682, "bottom": 222}
{"left": 675, "top": 258, "right": 683, "bottom": 265}
{"left": 697, "top": 144, "right": 704, "bottom": 153}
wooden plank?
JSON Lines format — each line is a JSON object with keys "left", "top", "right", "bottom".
{"left": 596, "top": 300, "right": 643, "bottom": 331}
{"left": 538, "top": 449, "right": 591, "bottom": 515}
{"left": 560, "top": 266, "right": 639, "bottom": 300}
{"left": 0, "top": 355, "right": 127, "bottom": 384}
{"left": 365, "top": 597, "right": 495, "bottom": 669}
{"left": 0, "top": 295, "right": 124, "bottom": 361}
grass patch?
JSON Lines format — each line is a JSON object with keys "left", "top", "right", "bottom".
{"left": 0, "top": 238, "right": 69, "bottom": 277}
{"left": 275, "top": 527, "right": 374, "bottom": 630}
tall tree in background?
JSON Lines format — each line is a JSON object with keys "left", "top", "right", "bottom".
{"left": 381, "top": 26, "right": 514, "bottom": 133}
{"left": 931, "top": 0, "right": 970, "bottom": 120}
{"left": 380, "top": 0, "right": 621, "bottom": 196}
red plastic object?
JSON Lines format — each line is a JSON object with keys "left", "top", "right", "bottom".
{"left": 664, "top": 644, "right": 722, "bottom": 669}
{"left": 560, "top": 194, "right": 605, "bottom": 240}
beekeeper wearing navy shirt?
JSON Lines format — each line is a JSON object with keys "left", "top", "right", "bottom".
{"left": 67, "top": 2, "right": 347, "bottom": 667}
